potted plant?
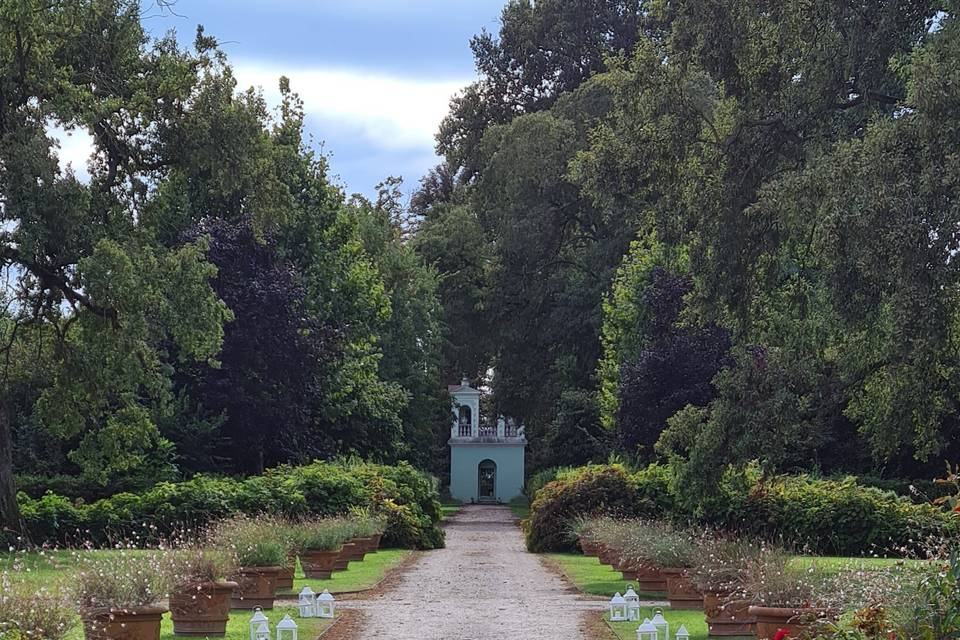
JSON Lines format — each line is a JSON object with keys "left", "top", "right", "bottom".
{"left": 290, "top": 518, "right": 348, "bottom": 580}
{"left": 211, "top": 516, "right": 289, "bottom": 610}
{"left": 642, "top": 523, "right": 703, "bottom": 610}
{"left": 1, "top": 573, "right": 73, "bottom": 640}
{"left": 691, "top": 536, "right": 759, "bottom": 636}
{"left": 167, "top": 547, "right": 238, "bottom": 636}
{"left": 73, "top": 550, "right": 170, "bottom": 640}
{"left": 350, "top": 511, "right": 388, "bottom": 555}
{"left": 744, "top": 548, "right": 835, "bottom": 639}
{"left": 589, "top": 518, "right": 667, "bottom": 595}
{"left": 569, "top": 516, "right": 599, "bottom": 557}
{"left": 276, "top": 553, "right": 296, "bottom": 592}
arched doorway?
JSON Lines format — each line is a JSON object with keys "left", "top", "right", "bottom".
{"left": 478, "top": 459, "right": 497, "bottom": 502}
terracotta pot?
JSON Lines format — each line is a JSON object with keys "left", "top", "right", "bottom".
{"left": 354, "top": 536, "right": 379, "bottom": 554}
{"left": 81, "top": 606, "right": 166, "bottom": 640}
{"left": 333, "top": 542, "right": 360, "bottom": 571}
{"left": 633, "top": 564, "right": 668, "bottom": 596}
{"left": 597, "top": 546, "right": 616, "bottom": 567}
{"left": 749, "top": 605, "right": 832, "bottom": 639}
{"left": 276, "top": 555, "right": 296, "bottom": 590}
{"left": 345, "top": 538, "right": 368, "bottom": 562}
{"left": 169, "top": 581, "right": 237, "bottom": 636}
{"left": 611, "top": 555, "right": 637, "bottom": 580}
{"left": 302, "top": 548, "right": 341, "bottom": 579}
{"left": 230, "top": 566, "right": 281, "bottom": 610}
{"left": 662, "top": 567, "right": 704, "bottom": 610}
{"left": 703, "top": 593, "right": 755, "bottom": 637}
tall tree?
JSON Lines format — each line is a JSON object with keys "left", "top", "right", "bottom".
{"left": 438, "top": 0, "right": 649, "bottom": 179}
{"left": 0, "top": 0, "right": 231, "bottom": 532}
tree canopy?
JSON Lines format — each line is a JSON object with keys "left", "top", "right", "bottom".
{"left": 416, "top": 0, "right": 960, "bottom": 493}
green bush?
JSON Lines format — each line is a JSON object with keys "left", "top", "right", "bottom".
{"left": 17, "top": 460, "right": 444, "bottom": 550}
{"left": 525, "top": 464, "right": 663, "bottom": 553}
{"left": 525, "top": 466, "right": 570, "bottom": 499}
{"left": 707, "top": 472, "right": 957, "bottom": 556}
{"left": 525, "top": 463, "right": 958, "bottom": 555}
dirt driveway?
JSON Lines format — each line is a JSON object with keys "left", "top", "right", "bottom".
{"left": 337, "top": 504, "right": 604, "bottom": 640}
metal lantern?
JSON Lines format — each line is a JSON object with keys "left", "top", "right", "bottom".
{"left": 675, "top": 624, "right": 690, "bottom": 640}
{"left": 636, "top": 619, "right": 658, "bottom": 640}
{"left": 624, "top": 586, "right": 640, "bottom": 621}
{"left": 254, "top": 622, "right": 271, "bottom": 640}
{"left": 249, "top": 609, "right": 269, "bottom": 640}
{"left": 651, "top": 608, "right": 669, "bottom": 640}
{"left": 316, "top": 589, "right": 336, "bottom": 619}
{"left": 298, "top": 587, "right": 316, "bottom": 618}
{"left": 609, "top": 592, "right": 628, "bottom": 622}
{"left": 276, "top": 614, "right": 298, "bottom": 640}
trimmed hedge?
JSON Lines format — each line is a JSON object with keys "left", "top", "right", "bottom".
{"left": 17, "top": 460, "right": 444, "bottom": 550}
{"left": 525, "top": 464, "right": 959, "bottom": 556}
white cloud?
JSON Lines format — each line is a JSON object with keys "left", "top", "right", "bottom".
{"left": 233, "top": 62, "right": 468, "bottom": 152}
{"left": 47, "top": 122, "right": 94, "bottom": 182}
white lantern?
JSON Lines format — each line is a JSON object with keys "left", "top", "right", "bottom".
{"left": 636, "top": 619, "right": 658, "bottom": 640}
{"left": 651, "top": 609, "right": 669, "bottom": 640}
{"left": 298, "top": 587, "right": 316, "bottom": 618}
{"left": 675, "top": 625, "right": 690, "bottom": 640}
{"left": 624, "top": 586, "right": 640, "bottom": 621}
{"left": 254, "top": 622, "right": 270, "bottom": 640}
{"left": 249, "top": 609, "right": 269, "bottom": 640}
{"left": 609, "top": 592, "right": 628, "bottom": 622}
{"left": 276, "top": 614, "right": 298, "bottom": 640}
{"left": 316, "top": 589, "right": 336, "bottom": 619}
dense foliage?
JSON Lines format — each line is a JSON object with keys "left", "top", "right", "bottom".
{"left": 1, "top": 0, "right": 450, "bottom": 533}
{"left": 415, "top": 0, "right": 960, "bottom": 494}
{"left": 16, "top": 460, "right": 444, "bottom": 550}
{"left": 524, "top": 464, "right": 958, "bottom": 556}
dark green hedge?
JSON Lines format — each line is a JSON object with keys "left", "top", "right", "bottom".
{"left": 525, "top": 464, "right": 959, "bottom": 556}
{"left": 17, "top": 460, "right": 444, "bottom": 550}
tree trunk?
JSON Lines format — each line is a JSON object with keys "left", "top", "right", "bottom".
{"left": 0, "top": 395, "right": 22, "bottom": 537}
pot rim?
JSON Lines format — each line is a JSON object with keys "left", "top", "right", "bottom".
{"left": 81, "top": 604, "right": 168, "bottom": 617}
{"left": 173, "top": 579, "right": 239, "bottom": 591}
{"left": 748, "top": 605, "right": 833, "bottom": 615}
{"left": 237, "top": 565, "right": 283, "bottom": 572}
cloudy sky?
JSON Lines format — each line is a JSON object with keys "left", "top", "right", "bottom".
{"left": 58, "top": 0, "right": 506, "bottom": 197}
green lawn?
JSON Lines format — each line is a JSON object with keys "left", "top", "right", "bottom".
{"left": 545, "top": 553, "right": 659, "bottom": 598}
{"left": 607, "top": 608, "right": 708, "bottom": 640}
{"left": 1, "top": 549, "right": 158, "bottom": 588}
{"left": 64, "top": 606, "right": 334, "bottom": 640}
{"left": 440, "top": 503, "right": 462, "bottom": 520}
{"left": 508, "top": 496, "right": 530, "bottom": 520}
{"left": 546, "top": 551, "right": 918, "bottom": 601}
{"left": 787, "top": 555, "right": 920, "bottom": 574}
{"left": 280, "top": 549, "right": 411, "bottom": 595}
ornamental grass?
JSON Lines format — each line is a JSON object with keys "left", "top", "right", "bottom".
{"left": 208, "top": 515, "right": 290, "bottom": 568}
{"left": 742, "top": 546, "right": 832, "bottom": 609}
{"left": 691, "top": 534, "right": 761, "bottom": 594}
{"left": 0, "top": 572, "right": 74, "bottom": 640}
{"left": 588, "top": 517, "right": 700, "bottom": 568}
{"left": 72, "top": 547, "right": 171, "bottom": 611}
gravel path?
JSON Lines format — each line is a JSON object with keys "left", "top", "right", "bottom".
{"left": 338, "top": 504, "right": 604, "bottom": 640}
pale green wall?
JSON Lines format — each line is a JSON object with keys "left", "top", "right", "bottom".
{"left": 450, "top": 443, "right": 525, "bottom": 502}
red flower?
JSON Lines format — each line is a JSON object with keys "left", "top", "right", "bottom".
{"left": 773, "top": 631, "right": 790, "bottom": 640}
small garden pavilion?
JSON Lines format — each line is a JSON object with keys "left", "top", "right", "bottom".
{"left": 448, "top": 378, "right": 526, "bottom": 503}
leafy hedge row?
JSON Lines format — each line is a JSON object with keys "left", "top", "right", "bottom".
{"left": 524, "top": 464, "right": 959, "bottom": 556}
{"left": 17, "top": 460, "right": 444, "bottom": 549}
